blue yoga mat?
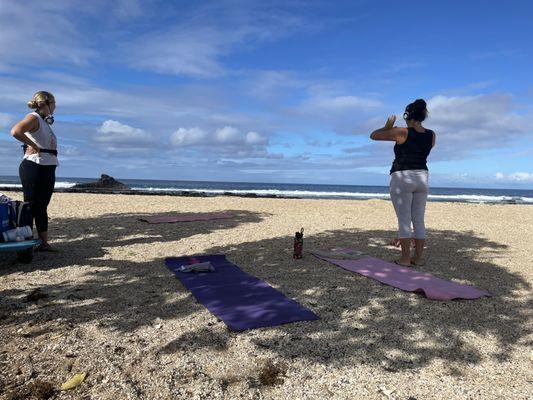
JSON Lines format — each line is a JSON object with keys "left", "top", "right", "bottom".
{"left": 165, "top": 254, "right": 319, "bottom": 331}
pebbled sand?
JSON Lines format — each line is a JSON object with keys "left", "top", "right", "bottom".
{"left": 1, "top": 192, "right": 532, "bottom": 399}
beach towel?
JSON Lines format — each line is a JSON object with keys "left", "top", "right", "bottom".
{"left": 139, "top": 212, "right": 235, "bottom": 224}
{"left": 165, "top": 254, "right": 319, "bottom": 331}
{"left": 312, "top": 251, "right": 492, "bottom": 301}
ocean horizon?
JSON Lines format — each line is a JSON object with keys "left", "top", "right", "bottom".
{"left": 1, "top": 175, "right": 532, "bottom": 205}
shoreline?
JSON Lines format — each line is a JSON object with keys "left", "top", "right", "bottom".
{"left": 0, "top": 186, "right": 528, "bottom": 205}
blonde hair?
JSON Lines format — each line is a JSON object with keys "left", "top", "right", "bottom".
{"left": 27, "top": 91, "right": 55, "bottom": 109}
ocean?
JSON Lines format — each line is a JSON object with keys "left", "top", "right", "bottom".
{"left": 0, "top": 176, "right": 532, "bottom": 204}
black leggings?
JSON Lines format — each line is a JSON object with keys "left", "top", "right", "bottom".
{"left": 19, "top": 159, "right": 56, "bottom": 233}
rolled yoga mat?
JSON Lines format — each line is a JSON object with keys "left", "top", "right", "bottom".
{"left": 313, "top": 253, "right": 492, "bottom": 301}
{"left": 165, "top": 254, "right": 319, "bottom": 331}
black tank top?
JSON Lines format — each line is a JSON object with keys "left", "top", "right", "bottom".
{"left": 390, "top": 128, "right": 434, "bottom": 174}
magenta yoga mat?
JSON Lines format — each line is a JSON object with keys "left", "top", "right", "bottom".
{"left": 139, "top": 212, "right": 235, "bottom": 224}
{"left": 313, "top": 254, "right": 492, "bottom": 301}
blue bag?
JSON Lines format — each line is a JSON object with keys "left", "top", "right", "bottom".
{"left": 0, "top": 203, "right": 9, "bottom": 232}
{"left": 9, "top": 201, "right": 32, "bottom": 229}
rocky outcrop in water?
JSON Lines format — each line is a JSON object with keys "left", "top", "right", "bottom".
{"left": 72, "top": 174, "right": 130, "bottom": 190}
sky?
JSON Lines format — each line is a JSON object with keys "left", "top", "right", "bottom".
{"left": 0, "top": 0, "right": 532, "bottom": 189}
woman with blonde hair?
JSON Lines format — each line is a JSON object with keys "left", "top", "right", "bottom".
{"left": 10, "top": 91, "right": 59, "bottom": 251}
{"left": 370, "top": 99, "right": 436, "bottom": 266}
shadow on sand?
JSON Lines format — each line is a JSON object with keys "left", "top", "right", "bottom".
{"left": 0, "top": 210, "right": 267, "bottom": 333}
{"left": 164, "top": 228, "right": 530, "bottom": 374}
{"left": 1, "top": 211, "right": 530, "bottom": 375}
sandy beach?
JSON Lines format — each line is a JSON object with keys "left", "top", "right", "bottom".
{"left": 0, "top": 192, "right": 531, "bottom": 399}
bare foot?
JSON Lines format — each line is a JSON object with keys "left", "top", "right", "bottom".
{"left": 389, "top": 238, "right": 401, "bottom": 247}
{"left": 36, "top": 244, "right": 59, "bottom": 252}
{"left": 389, "top": 238, "right": 416, "bottom": 248}
{"left": 410, "top": 258, "right": 425, "bottom": 266}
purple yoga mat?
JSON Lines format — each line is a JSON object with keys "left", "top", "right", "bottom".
{"left": 139, "top": 212, "right": 234, "bottom": 224}
{"left": 165, "top": 255, "right": 319, "bottom": 331}
{"left": 314, "top": 255, "right": 492, "bottom": 301}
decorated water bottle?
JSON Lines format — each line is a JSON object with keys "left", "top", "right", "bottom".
{"left": 293, "top": 228, "right": 304, "bottom": 259}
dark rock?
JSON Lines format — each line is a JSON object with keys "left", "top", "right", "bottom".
{"left": 258, "top": 360, "right": 288, "bottom": 386}
{"left": 72, "top": 174, "right": 130, "bottom": 190}
{"left": 25, "top": 288, "right": 48, "bottom": 302}
{"left": 28, "top": 380, "right": 55, "bottom": 400}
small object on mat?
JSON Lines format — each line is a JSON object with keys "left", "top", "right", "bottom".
{"left": 293, "top": 227, "right": 304, "bottom": 259}
{"left": 179, "top": 261, "right": 215, "bottom": 273}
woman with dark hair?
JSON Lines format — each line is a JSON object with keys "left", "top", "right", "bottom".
{"left": 10, "top": 91, "right": 59, "bottom": 252}
{"left": 370, "top": 99, "right": 436, "bottom": 266}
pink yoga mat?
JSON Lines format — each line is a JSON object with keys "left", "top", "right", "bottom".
{"left": 314, "top": 255, "right": 492, "bottom": 301}
{"left": 139, "top": 212, "right": 235, "bottom": 224}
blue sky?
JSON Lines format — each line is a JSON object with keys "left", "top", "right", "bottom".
{"left": 0, "top": 0, "right": 532, "bottom": 188}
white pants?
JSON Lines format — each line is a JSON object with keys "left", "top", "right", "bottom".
{"left": 390, "top": 170, "right": 429, "bottom": 239}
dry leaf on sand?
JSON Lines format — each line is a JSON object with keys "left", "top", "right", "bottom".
{"left": 60, "top": 372, "right": 86, "bottom": 390}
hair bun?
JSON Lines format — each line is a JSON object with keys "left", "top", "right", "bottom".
{"left": 405, "top": 98, "right": 428, "bottom": 122}
{"left": 413, "top": 99, "right": 427, "bottom": 109}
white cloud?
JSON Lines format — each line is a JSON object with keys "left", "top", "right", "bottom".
{"left": 306, "top": 96, "right": 382, "bottom": 111}
{"left": 419, "top": 93, "right": 533, "bottom": 160}
{"left": 215, "top": 126, "right": 241, "bottom": 144}
{"left": 170, "top": 127, "right": 207, "bottom": 146}
{"left": 286, "top": 79, "right": 384, "bottom": 130}
{"left": 0, "top": 1, "right": 96, "bottom": 69}
{"left": 246, "top": 131, "right": 267, "bottom": 145}
{"left": 95, "top": 120, "right": 152, "bottom": 145}
{"left": 428, "top": 94, "right": 518, "bottom": 127}
{"left": 0, "top": 74, "right": 231, "bottom": 124}
{"left": 126, "top": 28, "right": 226, "bottom": 78}
{"left": 245, "top": 70, "right": 308, "bottom": 99}
{"left": 120, "top": 3, "right": 311, "bottom": 78}
{"left": 495, "top": 172, "right": 533, "bottom": 182}
{"left": 169, "top": 125, "right": 269, "bottom": 159}
{"left": 58, "top": 144, "right": 81, "bottom": 157}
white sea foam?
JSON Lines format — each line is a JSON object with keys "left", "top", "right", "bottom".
{"left": 55, "top": 182, "right": 77, "bottom": 188}
{"left": 132, "top": 187, "right": 391, "bottom": 199}
{"left": 1, "top": 180, "right": 531, "bottom": 204}
{"left": 131, "top": 187, "right": 533, "bottom": 204}
{"left": 428, "top": 194, "right": 533, "bottom": 203}
{"left": 0, "top": 181, "right": 77, "bottom": 189}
